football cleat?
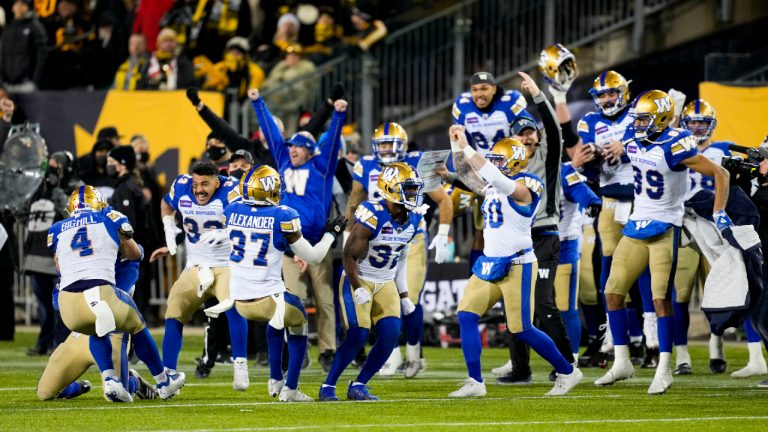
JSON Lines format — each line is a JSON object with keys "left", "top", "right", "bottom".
{"left": 648, "top": 367, "right": 673, "bottom": 395}
{"left": 495, "top": 370, "right": 532, "bottom": 385}
{"left": 130, "top": 369, "right": 158, "bottom": 400}
{"left": 233, "top": 358, "right": 249, "bottom": 391}
{"left": 103, "top": 376, "right": 133, "bottom": 403}
{"left": 404, "top": 344, "right": 421, "bottom": 379}
{"left": 347, "top": 382, "right": 379, "bottom": 401}
{"left": 278, "top": 387, "right": 314, "bottom": 402}
{"left": 268, "top": 378, "right": 285, "bottom": 398}
{"left": 673, "top": 363, "right": 692, "bottom": 375}
{"left": 642, "top": 348, "right": 660, "bottom": 369}
{"left": 594, "top": 360, "right": 634, "bottom": 386}
{"left": 643, "top": 314, "right": 659, "bottom": 349}
{"left": 546, "top": 368, "right": 583, "bottom": 396}
{"left": 492, "top": 360, "right": 513, "bottom": 377}
{"left": 448, "top": 378, "right": 486, "bottom": 398}
{"left": 318, "top": 385, "right": 339, "bottom": 401}
{"left": 599, "top": 323, "right": 613, "bottom": 354}
{"left": 731, "top": 361, "right": 768, "bottom": 378}
{"left": 57, "top": 380, "right": 91, "bottom": 400}
{"left": 547, "top": 369, "right": 557, "bottom": 382}
{"left": 195, "top": 357, "right": 211, "bottom": 379}
{"left": 710, "top": 359, "right": 727, "bottom": 374}
{"left": 629, "top": 340, "right": 645, "bottom": 365}
{"left": 318, "top": 350, "right": 334, "bottom": 374}
{"left": 157, "top": 370, "right": 186, "bottom": 400}
{"left": 757, "top": 379, "right": 768, "bottom": 388}
{"left": 379, "top": 348, "right": 403, "bottom": 376}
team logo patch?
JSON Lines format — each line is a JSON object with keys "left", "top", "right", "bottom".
{"left": 180, "top": 198, "right": 193, "bottom": 208}
{"left": 467, "top": 117, "right": 479, "bottom": 124}
{"left": 595, "top": 125, "right": 609, "bottom": 134}
{"left": 628, "top": 146, "right": 637, "bottom": 154}
{"left": 382, "top": 226, "right": 393, "bottom": 234}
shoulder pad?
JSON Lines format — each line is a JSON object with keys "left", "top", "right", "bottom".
{"left": 670, "top": 134, "right": 697, "bottom": 155}
{"left": 362, "top": 155, "right": 376, "bottom": 162}
{"left": 517, "top": 173, "right": 544, "bottom": 195}
{"left": 372, "top": 202, "right": 384, "bottom": 211}
{"left": 577, "top": 119, "right": 590, "bottom": 133}
{"left": 105, "top": 209, "right": 127, "bottom": 221}
{"left": 500, "top": 94, "right": 511, "bottom": 102}
{"left": 174, "top": 174, "right": 191, "bottom": 185}
{"left": 353, "top": 161, "right": 364, "bottom": 177}
{"left": 458, "top": 97, "right": 471, "bottom": 105}
{"left": 46, "top": 232, "right": 54, "bottom": 248}
{"left": 460, "top": 92, "right": 471, "bottom": 99}
{"left": 354, "top": 203, "right": 379, "bottom": 229}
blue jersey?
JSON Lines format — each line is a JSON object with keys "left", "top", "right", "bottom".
{"left": 623, "top": 127, "right": 698, "bottom": 227}
{"left": 688, "top": 141, "right": 733, "bottom": 197}
{"left": 577, "top": 109, "right": 635, "bottom": 200}
{"left": 48, "top": 208, "right": 129, "bottom": 290}
{"left": 559, "top": 163, "right": 601, "bottom": 240}
{"left": 452, "top": 89, "right": 529, "bottom": 155}
{"left": 164, "top": 174, "right": 241, "bottom": 267}
{"left": 353, "top": 200, "right": 424, "bottom": 283}
{"left": 223, "top": 202, "right": 302, "bottom": 299}
{"left": 251, "top": 97, "right": 345, "bottom": 243}
{"left": 352, "top": 152, "right": 423, "bottom": 202}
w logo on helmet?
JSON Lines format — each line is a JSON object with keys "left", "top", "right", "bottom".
{"left": 653, "top": 97, "right": 672, "bottom": 113}
{"left": 259, "top": 175, "right": 277, "bottom": 191}
{"left": 381, "top": 167, "right": 399, "bottom": 183}
{"left": 511, "top": 146, "right": 527, "bottom": 160}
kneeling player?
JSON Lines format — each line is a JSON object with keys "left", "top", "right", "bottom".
{"left": 448, "top": 127, "right": 582, "bottom": 397}
{"left": 320, "top": 162, "right": 424, "bottom": 401}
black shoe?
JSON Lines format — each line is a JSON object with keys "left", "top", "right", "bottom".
{"left": 130, "top": 369, "right": 158, "bottom": 399}
{"left": 674, "top": 363, "right": 692, "bottom": 375}
{"left": 256, "top": 352, "right": 269, "bottom": 367}
{"left": 351, "top": 349, "right": 367, "bottom": 370}
{"left": 578, "top": 336, "right": 602, "bottom": 368}
{"left": 302, "top": 346, "right": 311, "bottom": 370}
{"left": 128, "top": 348, "right": 139, "bottom": 365}
{"left": 629, "top": 341, "right": 644, "bottom": 366}
{"left": 641, "top": 348, "right": 659, "bottom": 369}
{"left": 495, "top": 370, "right": 532, "bottom": 385}
{"left": 26, "top": 346, "right": 48, "bottom": 356}
{"left": 710, "top": 359, "right": 727, "bottom": 374}
{"left": 547, "top": 369, "right": 556, "bottom": 382}
{"left": 57, "top": 380, "right": 91, "bottom": 399}
{"left": 195, "top": 358, "right": 211, "bottom": 379}
{"left": 318, "top": 350, "right": 334, "bottom": 373}
{"left": 215, "top": 353, "right": 233, "bottom": 364}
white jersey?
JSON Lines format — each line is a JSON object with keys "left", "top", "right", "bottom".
{"left": 625, "top": 128, "right": 698, "bottom": 226}
{"left": 558, "top": 162, "right": 601, "bottom": 240}
{"left": 354, "top": 200, "right": 423, "bottom": 283}
{"left": 353, "top": 152, "right": 423, "bottom": 201}
{"left": 224, "top": 202, "right": 301, "bottom": 300}
{"left": 452, "top": 89, "right": 529, "bottom": 156}
{"left": 687, "top": 141, "right": 734, "bottom": 199}
{"left": 164, "top": 174, "right": 241, "bottom": 268}
{"left": 48, "top": 208, "right": 129, "bottom": 289}
{"left": 577, "top": 110, "right": 635, "bottom": 194}
{"left": 481, "top": 172, "right": 542, "bottom": 263}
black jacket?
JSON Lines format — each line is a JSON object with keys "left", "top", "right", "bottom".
{"left": 108, "top": 174, "right": 149, "bottom": 246}
{"left": 0, "top": 12, "right": 48, "bottom": 85}
{"left": 198, "top": 104, "right": 275, "bottom": 168}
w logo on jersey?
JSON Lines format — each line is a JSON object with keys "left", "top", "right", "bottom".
{"left": 381, "top": 167, "right": 399, "bottom": 183}
{"left": 283, "top": 169, "right": 310, "bottom": 196}
{"left": 635, "top": 220, "right": 652, "bottom": 229}
{"left": 259, "top": 175, "right": 277, "bottom": 191}
{"left": 481, "top": 262, "right": 494, "bottom": 275}
{"left": 653, "top": 97, "right": 672, "bottom": 113}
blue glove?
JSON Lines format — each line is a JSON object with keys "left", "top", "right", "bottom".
{"left": 713, "top": 210, "right": 733, "bottom": 232}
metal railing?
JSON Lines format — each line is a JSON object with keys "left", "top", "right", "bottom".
{"left": 705, "top": 47, "right": 768, "bottom": 83}
{"left": 240, "top": 0, "right": 682, "bottom": 146}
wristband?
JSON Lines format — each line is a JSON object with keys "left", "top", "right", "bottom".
{"left": 462, "top": 145, "right": 477, "bottom": 159}
{"left": 437, "top": 224, "right": 450, "bottom": 236}
{"left": 450, "top": 140, "right": 460, "bottom": 152}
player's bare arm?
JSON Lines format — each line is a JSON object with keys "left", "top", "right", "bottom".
{"left": 344, "top": 181, "right": 367, "bottom": 232}
{"left": 682, "top": 153, "right": 730, "bottom": 212}
{"left": 342, "top": 222, "right": 372, "bottom": 291}
{"left": 449, "top": 125, "right": 489, "bottom": 195}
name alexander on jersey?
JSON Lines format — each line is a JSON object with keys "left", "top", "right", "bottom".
{"left": 226, "top": 214, "right": 275, "bottom": 230}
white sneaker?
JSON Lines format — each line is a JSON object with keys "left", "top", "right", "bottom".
{"left": 268, "top": 378, "right": 285, "bottom": 398}
{"left": 492, "top": 360, "right": 513, "bottom": 377}
{"left": 103, "top": 376, "right": 133, "bottom": 403}
{"left": 379, "top": 348, "right": 403, "bottom": 376}
{"left": 643, "top": 313, "right": 659, "bottom": 349}
{"left": 546, "top": 367, "right": 583, "bottom": 396}
{"left": 404, "top": 344, "right": 421, "bottom": 379}
{"left": 233, "top": 358, "right": 250, "bottom": 391}
{"left": 594, "top": 360, "right": 634, "bottom": 386}
{"left": 448, "top": 378, "right": 486, "bottom": 397}
{"left": 157, "top": 370, "right": 186, "bottom": 400}
{"left": 599, "top": 323, "right": 614, "bottom": 354}
{"left": 731, "top": 362, "right": 768, "bottom": 378}
{"left": 648, "top": 367, "right": 673, "bottom": 395}
{"left": 278, "top": 387, "right": 314, "bottom": 402}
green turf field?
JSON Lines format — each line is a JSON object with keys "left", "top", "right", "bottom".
{"left": 2, "top": 329, "right": 767, "bottom": 431}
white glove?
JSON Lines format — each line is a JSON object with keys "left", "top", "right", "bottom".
{"left": 199, "top": 229, "right": 228, "bottom": 246}
{"left": 354, "top": 287, "right": 372, "bottom": 305}
{"left": 547, "top": 85, "right": 568, "bottom": 105}
{"left": 401, "top": 297, "right": 416, "bottom": 315}
{"left": 162, "top": 215, "right": 178, "bottom": 256}
{"left": 428, "top": 224, "right": 450, "bottom": 264}
{"left": 667, "top": 88, "right": 686, "bottom": 117}
{"left": 197, "top": 265, "right": 215, "bottom": 297}
{"left": 412, "top": 203, "right": 430, "bottom": 215}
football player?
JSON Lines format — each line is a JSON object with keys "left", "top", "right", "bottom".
{"left": 344, "top": 122, "right": 453, "bottom": 378}
{"left": 447, "top": 127, "right": 582, "bottom": 397}
{"left": 320, "top": 162, "right": 425, "bottom": 401}
{"left": 595, "top": 90, "right": 731, "bottom": 394}
{"left": 204, "top": 165, "right": 347, "bottom": 401}
{"left": 556, "top": 162, "right": 602, "bottom": 361}
{"left": 149, "top": 161, "right": 249, "bottom": 391}
{"left": 249, "top": 88, "right": 346, "bottom": 370}
{"left": 49, "top": 186, "right": 185, "bottom": 402}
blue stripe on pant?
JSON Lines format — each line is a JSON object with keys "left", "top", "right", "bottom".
{"left": 340, "top": 274, "right": 359, "bottom": 328}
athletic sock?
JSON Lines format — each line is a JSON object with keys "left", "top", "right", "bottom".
{"left": 516, "top": 327, "right": 573, "bottom": 375}
{"left": 403, "top": 304, "right": 423, "bottom": 346}
{"left": 89, "top": 335, "right": 114, "bottom": 374}
{"left": 324, "top": 327, "right": 369, "bottom": 386}
{"left": 266, "top": 324, "right": 285, "bottom": 381}
{"left": 607, "top": 309, "right": 629, "bottom": 346}
{"left": 285, "top": 333, "right": 307, "bottom": 390}
{"left": 357, "top": 317, "right": 401, "bottom": 384}
{"left": 658, "top": 316, "right": 673, "bottom": 354}
{"left": 745, "top": 319, "right": 762, "bottom": 344}
{"left": 675, "top": 345, "right": 691, "bottom": 366}
{"left": 162, "top": 319, "right": 184, "bottom": 370}
{"left": 457, "top": 311, "right": 483, "bottom": 382}
{"left": 225, "top": 308, "right": 248, "bottom": 360}
{"left": 58, "top": 381, "right": 84, "bottom": 398}
{"left": 626, "top": 307, "right": 643, "bottom": 338}
{"left": 637, "top": 269, "right": 654, "bottom": 313}
{"left": 133, "top": 327, "right": 164, "bottom": 376}
{"left": 673, "top": 302, "right": 690, "bottom": 346}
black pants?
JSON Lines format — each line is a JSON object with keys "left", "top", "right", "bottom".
{"left": 201, "top": 297, "right": 231, "bottom": 368}
{"left": 508, "top": 234, "right": 575, "bottom": 374}
{"left": 30, "top": 273, "right": 56, "bottom": 351}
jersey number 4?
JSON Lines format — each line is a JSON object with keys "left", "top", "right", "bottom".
{"left": 230, "top": 230, "right": 271, "bottom": 266}
{"left": 70, "top": 226, "right": 94, "bottom": 257}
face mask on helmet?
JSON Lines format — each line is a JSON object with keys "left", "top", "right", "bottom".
{"left": 373, "top": 139, "right": 406, "bottom": 165}
{"left": 399, "top": 179, "right": 424, "bottom": 210}
{"left": 630, "top": 113, "right": 655, "bottom": 140}
{"left": 593, "top": 89, "right": 625, "bottom": 116}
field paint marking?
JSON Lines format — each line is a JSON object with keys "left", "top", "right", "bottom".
{"left": 141, "top": 416, "right": 768, "bottom": 432}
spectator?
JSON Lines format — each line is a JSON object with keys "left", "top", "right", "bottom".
{"left": 137, "top": 28, "right": 194, "bottom": 90}
{"left": 79, "top": 139, "right": 116, "bottom": 199}
{"left": 227, "top": 149, "right": 254, "bottom": 180}
{"left": 344, "top": 7, "right": 387, "bottom": 53}
{"left": 1, "top": 0, "right": 47, "bottom": 92}
{"left": 304, "top": 6, "right": 344, "bottom": 63}
{"left": 42, "top": 0, "right": 91, "bottom": 89}
{"left": 113, "top": 33, "right": 149, "bottom": 90}
{"left": 273, "top": 12, "right": 300, "bottom": 54}
{"left": 198, "top": 36, "right": 265, "bottom": 102}
{"left": 132, "top": 0, "right": 174, "bottom": 52}
{"left": 82, "top": 13, "right": 127, "bottom": 89}
{"left": 204, "top": 132, "right": 233, "bottom": 173}
{"left": 262, "top": 44, "right": 317, "bottom": 136}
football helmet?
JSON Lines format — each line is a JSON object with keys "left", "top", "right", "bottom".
{"left": 486, "top": 138, "right": 529, "bottom": 176}
{"left": 67, "top": 185, "right": 106, "bottom": 214}
{"left": 239, "top": 165, "right": 283, "bottom": 205}
{"left": 629, "top": 90, "right": 675, "bottom": 140}
{"left": 589, "top": 70, "right": 631, "bottom": 116}
{"left": 681, "top": 99, "right": 717, "bottom": 142}
{"left": 372, "top": 122, "right": 408, "bottom": 165}
{"left": 538, "top": 44, "right": 578, "bottom": 91}
{"left": 377, "top": 161, "right": 423, "bottom": 211}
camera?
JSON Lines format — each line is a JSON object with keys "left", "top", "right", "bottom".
{"left": 721, "top": 156, "right": 760, "bottom": 180}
